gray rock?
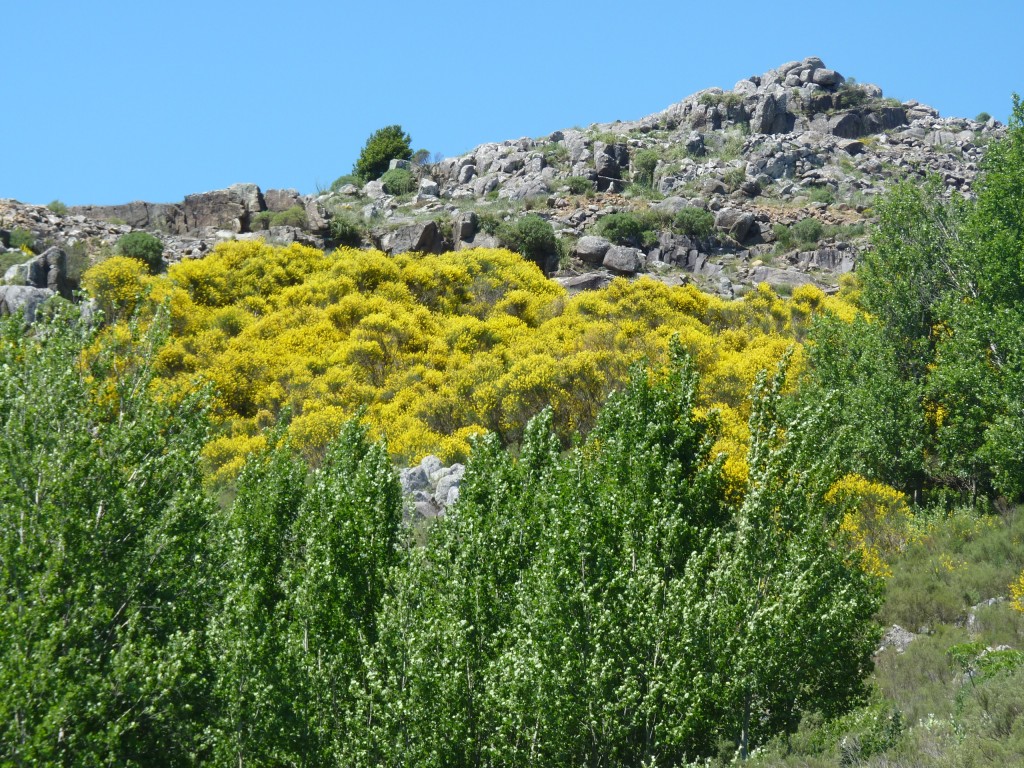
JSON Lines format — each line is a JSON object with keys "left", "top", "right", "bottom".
{"left": 182, "top": 183, "right": 265, "bottom": 233}
{"left": 652, "top": 196, "right": 693, "bottom": 216}
{"left": 6, "top": 247, "right": 74, "bottom": 298}
{"left": 602, "top": 245, "right": 643, "bottom": 274}
{"left": 828, "top": 112, "right": 864, "bottom": 139}
{"left": 0, "top": 285, "right": 54, "bottom": 323}
{"left": 714, "top": 208, "right": 755, "bottom": 241}
{"left": 454, "top": 211, "right": 478, "bottom": 242}
{"left": 363, "top": 180, "right": 386, "bottom": 199}
{"left": 878, "top": 625, "right": 918, "bottom": 654}
{"left": 420, "top": 454, "right": 444, "bottom": 479}
{"left": 748, "top": 265, "right": 816, "bottom": 288}
{"left": 555, "top": 273, "right": 612, "bottom": 294}
{"left": 457, "top": 164, "right": 477, "bottom": 184}
{"left": 303, "top": 198, "right": 330, "bottom": 231}
{"left": 418, "top": 178, "right": 440, "bottom": 197}
{"left": 433, "top": 464, "right": 465, "bottom": 507}
{"left": 382, "top": 221, "right": 441, "bottom": 255}
{"left": 838, "top": 139, "right": 865, "bottom": 155}
{"left": 389, "top": 159, "right": 412, "bottom": 171}
{"left": 575, "top": 235, "right": 612, "bottom": 265}
{"left": 811, "top": 68, "right": 842, "bottom": 87}
{"left": 400, "top": 465, "right": 430, "bottom": 493}
{"left": 684, "top": 131, "right": 705, "bottom": 156}
{"left": 264, "top": 188, "right": 302, "bottom": 212}
{"left": 414, "top": 499, "right": 442, "bottom": 520}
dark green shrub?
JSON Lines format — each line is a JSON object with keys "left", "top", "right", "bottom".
{"left": 805, "top": 184, "right": 835, "bottom": 205}
{"left": 976, "top": 111, "right": 992, "bottom": 123}
{"left": 773, "top": 222, "right": 795, "bottom": 251}
{"left": 47, "top": 200, "right": 68, "bottom": 216}
{"left": 269, "top": 205, "right": 308, "bottom": 229}
{"left": 791, "top": 217, "right": 825, "bottom": 246}
{"left": 593, "top": 212, "right": 646, "bottom": 246}
{"left": 9, "top": 228, "right": 36, "bottom": 253}
{"left": 0, "top": 249, "right": 32, "bottom": 276}
{"left": 477, "top": 212, "right": 503, "bottom": 236}
{"left": 565, "top": 177, "right": 598, "bottom": 195}
{"left": 632, "top": 149, "right": 659, "bottom": 187}
{"left": 116, "top": 231, "right": 164, "bottom": 273}
{"left": 593, "top": 211, "right": 664, "bottom": 247}
{"left": 380, "top": 167, "right": 415, "bottom": 196}
{"left": 353, "top": 124, "right": 413, "bottom": 182}
{"left": 673, "top": 207, "right": 714, "bottom": 238}
{"left": 329, "top": 211, "right": 365, "bottom": 247}
{"left": 834, "top": 83, "right": 870, "bottom": 110}
{"left": 250, "top": 211, "right": 274, "bottom": 231}
{"left": 497, "top": 214, "right": 558, "bottom": 271}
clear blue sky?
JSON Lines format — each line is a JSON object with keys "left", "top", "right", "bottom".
{"left": 5, "top": 0, "right": 1022, "bottom": 206}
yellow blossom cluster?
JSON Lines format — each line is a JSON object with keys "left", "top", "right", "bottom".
{"left": 826, "top": 473, "right": 912, "bottom": 578}
{"left": 83, "top": 240, "right": 856, "bottom": 483}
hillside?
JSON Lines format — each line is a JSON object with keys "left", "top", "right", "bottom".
{"left": 0, "top": 56, "right": 1004, "bottom": 310}
{"left": 1, "top": 57, "right": 1023, "bottom": 767}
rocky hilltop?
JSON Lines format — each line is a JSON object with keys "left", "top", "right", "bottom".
{"left": 0, "top": 56, "right": 1003, "bottom": 316}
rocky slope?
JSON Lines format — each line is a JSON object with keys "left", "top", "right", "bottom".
{"left": 0, "top": 56, "right": 1003, "bottom": 314}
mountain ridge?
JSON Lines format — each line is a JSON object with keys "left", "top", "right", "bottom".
{"left": 0, "top": 56, "right": 1005, "bottom": 307}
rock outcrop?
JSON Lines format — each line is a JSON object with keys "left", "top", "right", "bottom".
{"left": 3, "top": 56, "right": 1005, "bottom": 299}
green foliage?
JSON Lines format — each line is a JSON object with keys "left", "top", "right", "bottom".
{"left": 380, "top": 166, "right": 415, "bottom": 195}
{"left": 271, "top": 204, "right": 308, "bottom": 228}
{"left": 353, "top": 349, "right": 878, "bottom": 764}
{"left": 8, "top": 227, "right": 35, "bottom": 253}
{"left": 541, "top": 141, "right": 569, "bottom": 167}
{"left": 0, "top": 305, "right": 216, "bottom": 764}
{"left": 329, "top": 173, "right": 361, "bottom": 191}
{"left": 674, "top": 206, "right": 715, "bottom": 238}
{"left": 807, "top": 96, "right": 1024, "bottom": 504}
{"left": 496, "top": 213, "right": 558, "bottom": 271}
{"left": 252, "top": 205, "right": 309, "bottom": 231}
{"left": 329, "top": 209, "right": 365, "bottom": 247}
{"left": 593, "top": 209, "right": 667, "bottom": 247}
{"left": 0, "top": 248, "right": 31, "bottom": 276}
{"left": 562, "top": 175, "right": 594, "bottom": 194}
{"left": 976, "top": 111, "right": 993, "bottom": 123}
{"left": 46, "top": 199, "right": 68, "bottom": 216}
{"left": 699, "top": 90, "right": 746, "bottom": 109}
{"left": 879, "top": 507, "right": 1024, "bottom": 630}
{"left": 792, "top": 216, "right": 825, "bottom": 245}
{"left": 116, "top": 230, "right": 164, "bottom": 272}
{"left": 723, "top": 165, "right": 747, "bottom": 191}
{"left": 352, "top": 124, "right": 413, "bottom": 182}
{"left": 805, "top": 184, "right": 836, "bottom": 205}
{"left": 631, "top": 147, "right": 659, "bottom": 187}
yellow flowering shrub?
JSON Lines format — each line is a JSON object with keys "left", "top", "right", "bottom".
{"left": 826, "top": 474, "right": 912, "bottom": 577}
{"left": 1011, "top": 571, "right": 1024, "bottom": 613}
{"left": 81, "top": 256, "right": 152, "bottom": 321}
{"left": 82, "top": 239, "right": 859, "bottom": 481}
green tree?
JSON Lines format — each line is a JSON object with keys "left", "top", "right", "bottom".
{"left": 0, "top": 306, "right": 215, "bottom": 765}
{"left": 207, "top": 435, "right": 308, "bottom": 766}
{"left": 353, "top": 124, "right": 413, "bottom": 182}
{"left": 674, "top": 361, "right": 882, "bottom": 759}
{"left": 632, "top": 148, "right": 659, "bottom": 187}
{"left": 498, "top": 214, "right": 559, "bottom": 273}
{"left": 117, "top": 230, "right": 165, "bottom": 273}
{"left": 283, "top": 419, "right": 403, "bottom": 763}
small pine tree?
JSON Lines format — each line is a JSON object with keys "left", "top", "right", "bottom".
{"left": 353, "top": 125, "right": 413, "bottom": 183}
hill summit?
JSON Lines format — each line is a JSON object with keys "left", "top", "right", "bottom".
{"left": 1, "top": 56, "right": 1003, "bottom": 313}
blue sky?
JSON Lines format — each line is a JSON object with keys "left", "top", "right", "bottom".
{"left": 5, "top": 0, "right": 1022, "bottom": 206}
